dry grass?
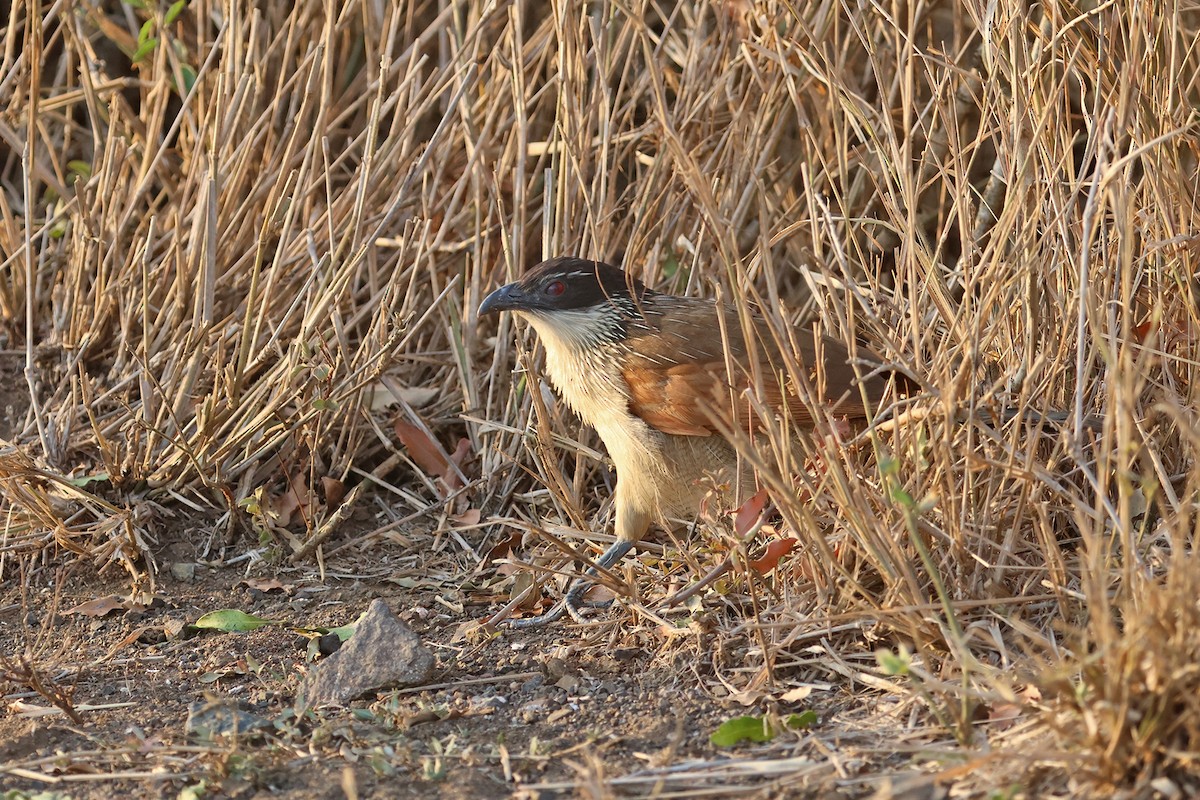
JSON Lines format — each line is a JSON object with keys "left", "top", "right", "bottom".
{"left": 2, "top": 0, "right": 1199, "bottom": 795}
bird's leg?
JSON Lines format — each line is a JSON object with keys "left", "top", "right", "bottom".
{"left": 509, "top": 486, "right": 651, "bottom": 627}
{"left": 509, "top": 540, "right": 634, "bottom": 627}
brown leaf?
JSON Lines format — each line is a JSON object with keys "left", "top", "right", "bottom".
{"left": 748, "top": 538, "right": 797, "bottom": 574}
{"left": 581, "top": 584, "right": 616, "bottom": 605}
{"left": 509, "top": 573, "right": 541, "bottom": 610}
{"left": 403, "top": 709, "right": 442, "bottom": 728}
{"left": 449, "top": 619, "right": 482, "bottom": 643}
{"left": 452, "top": 508, "right": 481, "bottom": 528}
{"left": 321, "top": 476, "right": 346, "bottom": 507}
{"left": 734, "top": 489, "right": 770, "bottom": 537}
{"left": 443, "top": 437, "right": 472, "bottom": 490}
{"left": 448, "top": 437, "right": 472, "bottom": 468}
{"left": 126, "top": 591, "right": 161, "bottom": 612}
{"left": 270, "top": 472, "right": 313, "bottom": 527}
{"left": 242, "top": 578, "right": 291, "bottom": 593}
{"left": 779, "top": 686, "right": 814, "bottom": 703}
{"left": 66, "top": 595, "right": 127, "bottom": 618}
{"left": 394, "top": 418, "right": 449, "bottom": 477}
{"left": 485, "top": 531, "right": 523, "bottom": 564}
{"left": 985, "top": 702, "right": 1023, "bottom": 731}
{"left": 545, "top": 707, "right": 572, "bottom": 724}
{"left": 831, "top": 416, "right": 853, "bottom": 438}
{"left": 728, "top": 689, "right": 766, "bottom": 707}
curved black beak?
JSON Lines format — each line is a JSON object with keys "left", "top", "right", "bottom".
{"left": 478, "top": 283, "right": 526, "bottom": 316}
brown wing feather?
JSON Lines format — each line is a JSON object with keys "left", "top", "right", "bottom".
{"left": 621, "top": 297, "right": 896, "bottom": 437}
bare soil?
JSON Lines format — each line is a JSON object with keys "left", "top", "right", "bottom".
{"left": 1, "top": 535, "right": 912, "bottom": 799}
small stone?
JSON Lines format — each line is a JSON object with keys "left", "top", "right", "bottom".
{"left": 170, "top": 562, "right": 197, "bottom": 582}
{"left": 520, "top": 675, "right": 545, "bottom": 693}
{"left": 295, "top": 599, "right": 435, "bottom": 710}
{"left": 518, "top": 697, "right": 549, "bottom": 723}
{"left": 544, "top": 657, "right": 573, "bottom": 680}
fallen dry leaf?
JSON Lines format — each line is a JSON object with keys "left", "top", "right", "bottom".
{"left": 728, "top": 689, "right": 767, "bottom": 707}
{"left": 985, "top": 702, "right": 1023, "bottom": 731}
{"left": 443, "top": 437, "right": 472, "bottom": 490}
{"left": 66, "top": 595, "right": 127, "bottom": 618}
{"left": 545, "top": 707, "right": 572, "bottom": 724}
{"left": 321, "top": 476, "right": 346, "bottom": 507}
{"left": 242, "top": 578, "right": 291, "bottom": 593}
{"left": 485, "top": 531, "right": 523, "bottom": 564}
{"left": 779, "top": 686, "right": 814, "bottom": 703}
{"left": 452, "top": 508, "right": 482, "bottom": 528}
{"left": 394, "top": 418, "right": 449, "bottom": 477}
{"left": 270, "top": 472, "right": 313, "bottom": 527}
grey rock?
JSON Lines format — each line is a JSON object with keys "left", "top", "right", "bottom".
{"left": 296, "top": 599, "right": 434, "bottom": 709}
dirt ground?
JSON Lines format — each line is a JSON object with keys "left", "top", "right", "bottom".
{"left": 0, "top": 531, "right": 935, "bottom": 800}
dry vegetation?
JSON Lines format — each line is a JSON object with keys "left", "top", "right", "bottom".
{"left": 1, "top": 0, "right": 1199, "bottom": 797}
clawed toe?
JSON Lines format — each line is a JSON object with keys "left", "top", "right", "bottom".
{"left": 508, "top": 578, "right": 594, "bottom": 627}
{"left": 506, "top": 540, "right": 636, "bottom": 628}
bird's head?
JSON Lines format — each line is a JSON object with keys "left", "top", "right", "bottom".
{"left": 478, "top": 257, "right": 648, "bottom": 319}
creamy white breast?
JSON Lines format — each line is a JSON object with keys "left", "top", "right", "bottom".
{"left": 518, "top": 309, "right": 667, "bottom": 483}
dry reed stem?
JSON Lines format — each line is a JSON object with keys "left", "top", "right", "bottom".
{"left": 1, "top": 0, "right": 1198, "bottom": 793}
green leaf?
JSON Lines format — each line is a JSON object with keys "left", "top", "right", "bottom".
{"left": 178, "top": 780, "right": 210, "bottom": 800}
{"left": 166, "top": 0, "right": 187, "bottom": 25}
{"left": 327, "top": 623, "right": 356, "bottom": 642}
{"left": 661, "top": 253, "right": 680, "bottom": 278}
{"left": 133, "top": 37, "right": 158, "bottom": 63}
{"left": 660, "top": 253, "right": 690, "bottom": 288}
{"left": 66, "top": 472, "right": 109, "bottom": 487}
{"left": 876, "top": 646, "right": 912, "bottom": 676}
{"left": 709, "top": 715, "right": 775, "bottom": 746}
{"left": 710, "top": 711, "right": 818, "bottom": 747}
{"left": 878, "top": 454, "right": 899, "bottom": 477}
{"left": 784, "top": 710, "right": 818, "bottom": 730}
{"left": 297, "top": 622, "right": 357, "bottom": 641}
{"left": 179, "top": 63, "right": 197, "bottom": 94}
{"left": 138, "top": 18, "right": 156, "bottom": 45}
{"left": 67, "top": 160, "right": 93, "bottom": 179}
{"left": 193, "top": 609, "right": 279, "bottom": 633}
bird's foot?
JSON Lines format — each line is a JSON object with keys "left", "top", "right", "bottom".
{"left": 508, "top": 577, "right": 613, "bottom": 627}
{"left": 507, "top": 540, "right": 634, "bottom": 628}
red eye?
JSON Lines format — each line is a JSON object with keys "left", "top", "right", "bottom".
{"left": 544, "top": 280, "right": 566, "bottom": 297}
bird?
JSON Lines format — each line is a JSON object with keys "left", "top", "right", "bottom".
{"left": 478, "top": 256, "right": 908, "bottom": 625}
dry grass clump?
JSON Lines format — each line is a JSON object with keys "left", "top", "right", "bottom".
{"left": 1, "top": 0, "right": 1199, "bottom": 793}
{"left": 1045, "top": 549, "right": 1200, "bottom": 790}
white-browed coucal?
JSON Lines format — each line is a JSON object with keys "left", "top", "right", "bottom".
{"left": 479, "top": 257, "right": 907, "bottom": 625}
